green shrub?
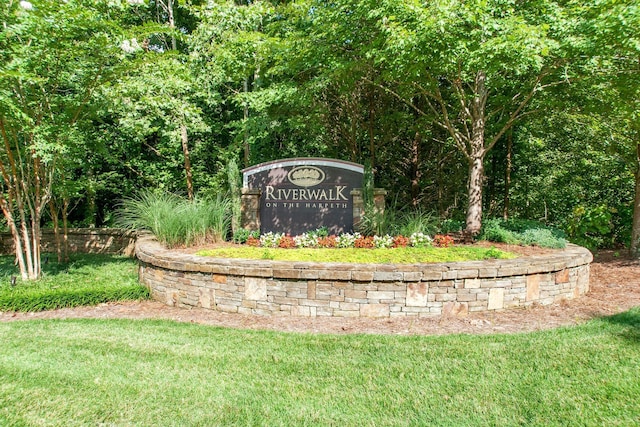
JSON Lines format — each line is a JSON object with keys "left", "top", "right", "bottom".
{"left": 358, "top": 207, "right": 398, "bottom": 236}
{"left": 0, "top": 254, "right": 149, "bottom": 312}
{"left": 520, "top": 228, "right": 567, "bottom": 249}
{"left": 480, "top": 219, "right": 521, "bottom": 244}
{"left": 565, "top": 204, "right": 616, "bottom": 250}
{"left": 479, "top": 218, "right": 567, "bottom": 248}
{"left": 397, "top": 208, "right": 439, "bottom": 237}
{"left": 116, "top": 190, "right": 231, "bottom": 247}
{"left": 232, "top": 228, "right": 260, "bottom": 244}
{"left": 437, "top": 219, "right": 465, "bottom": 234}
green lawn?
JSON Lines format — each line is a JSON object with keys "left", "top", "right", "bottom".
{"left": 197, "top": 245, "right": 515, "bottom": 263}
{"left": 0, "top": 254, "right": 149, "bottom": 312}
{"left": 1, "top": 311, "right": 639, "bottom": 426}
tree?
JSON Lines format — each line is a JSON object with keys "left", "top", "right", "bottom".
{"left": 0, "top": 0, "right": 124, "bottom": 279}
{"left": 583, "top": 1, "right": 640, "bottom": 255}
{"left": 339, "top": 0, "right": 583, "bottom": 235}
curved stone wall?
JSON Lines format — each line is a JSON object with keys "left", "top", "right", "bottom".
{"left": 136, "top": 235, "right": 592, "bottom": 318}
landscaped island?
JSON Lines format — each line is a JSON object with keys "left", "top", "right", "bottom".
{"left": 137, "top": 234, "right": 591, "bottom": 318}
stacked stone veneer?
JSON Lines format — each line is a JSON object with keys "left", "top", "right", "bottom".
{"left": 136, "top": 236, "right": 592, "bottom": 317}
{"left": 0, "top": 228, "right": 137, "bottom": 256}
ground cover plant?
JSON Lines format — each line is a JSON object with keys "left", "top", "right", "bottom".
{"left": 197, "top": 245, "right": 513, "bottom": 263}
{"left": 206, "top": 227, "right": 516, "bottom": 263}
{"left": 0, "top": 312, "right": 638, "bottom": 425}
{"left": 0, "top": 254, "right": 148, "bottom": 312}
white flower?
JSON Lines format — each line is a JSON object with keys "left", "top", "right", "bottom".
{"left": 120, "top": 39, "right": 142, "bottom": 54}
{"left": 120, "top": 40, "right": 135, "bottom": 53}
{"left": 127, "top": 0, "right": 145, "bottom": 4}
{"left": 19, "top": 1, "right": 34, "bottom": 10}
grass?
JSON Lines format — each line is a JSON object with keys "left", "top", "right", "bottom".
{"left": 0, "top": 254, "right": 149, "bottom": 312}
{"left": 116, "top": 190, "right": 231, "bottom": 248}
{"left": 197, "top": 245, "right": 516, "bottom": 263}
{"left": 0, "top": 310, "right": 639, "bottom": 425}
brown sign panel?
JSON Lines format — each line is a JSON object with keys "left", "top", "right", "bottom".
{"left": 243, "top": 158, "right": 364, "bottom": 235}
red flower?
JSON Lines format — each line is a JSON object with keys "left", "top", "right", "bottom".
{"left": 433, "top": 234, "right": 454, "bottom": 248}
{"left": 392, "top": 235, "right": 409, "bottom": 248}
{"left": 354, "top": 236, "right": 375, "bottom": 249}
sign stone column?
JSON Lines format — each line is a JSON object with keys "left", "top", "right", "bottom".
{"left": 241, "top": 188, "right": 261, "bottom": 231}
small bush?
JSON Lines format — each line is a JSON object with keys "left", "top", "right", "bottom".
{"left": 398, "top": 208, "right": 439, "bottom": 236}
{"left": 246, "top": 236, "right": 260, "bottom": 247}
{"left": 520, "top": 228, "right": 567, "bottom": 249}
{"left": 373, "top": 235, "right": 394, "bottom": 249}
{"left": 0, "top": 255, "right": 148, "bottom": 312}
{"left": 480, "top": 220, "right": 521, "bottom": 245}
{"left": 409, "top": 232, "right": 433, "bottom": 248}
{"left": 260, "top": 232, "right": 284, "bottom": 248}
{"left": 479, "top": 218, "right": 567, "bottom": 249}
{"left": 336, "top": 233, "right": 360, "bottom": 248}
{"left": 438, "top": 219, "right": 465, "bottom": 234}
{"left": 232, "top": 228, "right": 260, "bottom": 244}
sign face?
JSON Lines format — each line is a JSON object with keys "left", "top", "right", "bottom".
{"left": 243, "top": 158, "right": 364, "bottom": 235}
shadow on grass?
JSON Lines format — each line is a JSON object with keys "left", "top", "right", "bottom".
{"left": 0, "top": 253, "right": 135, "bottom": 281}
{"left": 602, "top": 308, "right": 640, "bottom": 343}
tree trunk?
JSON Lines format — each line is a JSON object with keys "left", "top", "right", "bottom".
{"left": 464, "top": 71, "right": 488, "bottom": 236}
{"left": 410, "top": 132, "right": 421, "bottom": 207}
{"left": 243, "top": 77, "right": 250, "bottom": 168}
{"left": 0, "top": 198, "right": 28, "bottom": 280}
{"left": 503, "top": 129, "right": 513, "bottom": 220}
{"left": 368, "top": 84, "right": 376, "bottom": 172}
{"left": 166, "top": 0, "right": 177, "bottom": 51}
{"left": 62, "top": 197, "right": 70, "bottom": 263}
{"left": 180, "top": 123, "right": 194, "bottom": 200}
{"left": 466, "top": 155, "right": 485, "bottom": 235}
{"left": 630, "top": 142, "right": 640, "bottom": 257}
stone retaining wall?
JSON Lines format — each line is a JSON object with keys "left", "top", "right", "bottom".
{"left": 0, "top": 228, "right": 137, "bottom": 256}
{"left": 136, "top": 236, "right": 593, "bottom": 317}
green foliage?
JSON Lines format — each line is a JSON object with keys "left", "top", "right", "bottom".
{"left": 397, "top": 208, "right": 440, "bottom": 237}
{"left": 226, "top": 158, "right": 242, "bottom": 233}
{"left": 231, "top": 228, "right": 260, "bottom": 244}
{"left": 479, "top": 218, "right": 567, "bottom": 248}
{"left": 116, "top": 190, "right": 231, "bottom": 247}
{"left": 0, "top": 0, "right": 637, "bottom": 253}
{"left": 197, "top": 245, "right": 515, "bottom": 263}
{"left": 566, "top": 205, "right": 618, "bottom": 250}
{"left": 438, "top": 219, "right": 466, "bottom": 234}
{"left": 358, "top": 208, "right": 398, "bottom": 237}
{"left": 0, "top": 254, "right": 148, "bottom": 312}
{"left": 520, "top": 229, "right": 568, "bottom": 249}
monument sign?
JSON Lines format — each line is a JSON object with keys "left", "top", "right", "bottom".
{"left": 242, "top": 158, "right": 364, "bottom": 235}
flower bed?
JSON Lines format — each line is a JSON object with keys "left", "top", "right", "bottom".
{"left": 233, "top": 228, "right": 458, "bottom": 249}
{"left": 136, "top": 234, "right": 592, "bottom": 318}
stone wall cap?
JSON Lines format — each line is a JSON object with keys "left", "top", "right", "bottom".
{"left": 135, "top": 235, "right": 593, "bottom": 276}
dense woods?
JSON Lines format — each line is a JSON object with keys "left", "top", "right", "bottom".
{"left": 1, "top": 0, "right": 638, "bottom": 277}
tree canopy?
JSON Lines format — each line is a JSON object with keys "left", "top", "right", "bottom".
{"left": 1, "top": 0, "right": 639, "bottom": 276}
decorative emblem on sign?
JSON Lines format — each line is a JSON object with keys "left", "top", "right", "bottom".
{"left": 287, "top": 166, "right": 325, "bottom": 187}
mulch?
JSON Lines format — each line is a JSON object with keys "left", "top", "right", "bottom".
{"left": 1, "top": 250, "right": 639, "bottom": 336}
